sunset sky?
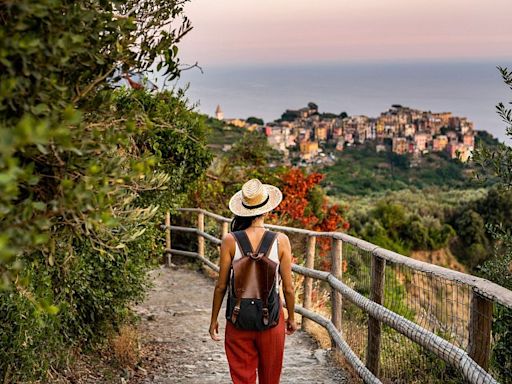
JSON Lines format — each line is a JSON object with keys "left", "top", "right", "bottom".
{"left": 179, "top": 0, "right": 512, "bottom": 66}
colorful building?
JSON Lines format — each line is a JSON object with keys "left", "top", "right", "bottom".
{"left": 299, "top": 141, "right": 319, "bottom": 161}
{"left": 414, "top": 133, "right": 429, "bottom": 152}
{"left": 392, "top": 137, "right": 408, "bottom": 155}
{"left": 433, "top": 135, "right": 449, "bottom": 151}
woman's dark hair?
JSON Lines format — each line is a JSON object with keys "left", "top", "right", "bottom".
{"left": 230, "top": 214, "right": 263, "bottom": 232}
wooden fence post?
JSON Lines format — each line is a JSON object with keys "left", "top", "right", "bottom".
{"left": 468, "top": 291, "right": 493, "bottom": 371}
{"left": 302, "top": 235, "right": 316, "bottom": 331}
{"left": 366, "top": 253, "right": 386, "bottom": 376}
{"left": 331, "top": 238, "right": 343, "bottom": 350}
{"left": 221, "top": 221, "right": 229, "bottom": 238}
{"left": 217, "top": 221, "right": 229, "bottom": 255}
{"left": 197, "top": 212, "right": 205, "bottom": 259}
{"left": 164, "top": 210, "right": 172, "bottom": 267}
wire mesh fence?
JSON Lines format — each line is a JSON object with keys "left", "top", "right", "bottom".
{"left": 340, "top": 242, "right": 371, "bottom": 365}
{"left": 380, "top": 261, "right": 469, "bottom": 383}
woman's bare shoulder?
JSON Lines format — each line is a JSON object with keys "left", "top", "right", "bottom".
{"left": 275, "top": 231, "right": 290, "bottom": 246}
{"left": 221, "top": 232, "right": 235, "bottom": 244}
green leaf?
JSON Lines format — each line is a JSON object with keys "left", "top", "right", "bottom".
{"left": 46, "top": 305, "right": 59, "bottom": 315}
{"left": 0, "top": 173, "right": 14, "bottom": 185}
{"left": 31, "top": 103, "right": 50, "bottom": 115}
{"left": 36, "top": 143, "right": 49, "bottom": 154}
{"left": 32, "top": 202, "right": 46, "bottom": 211}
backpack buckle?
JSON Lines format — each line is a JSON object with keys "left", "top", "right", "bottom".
{"left": 262, "top": 307, "right": 269, "bottom": 326}
{"left": 247, "top": 252, "right": 264, "bottom": 260}
{"left": 231, "top": 302, "right": 241, "bottom": 324}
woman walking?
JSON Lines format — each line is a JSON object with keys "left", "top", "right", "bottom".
{"left": 209, "top": 178, "right": 297, "bottom": 384}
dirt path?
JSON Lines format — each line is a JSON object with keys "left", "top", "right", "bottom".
{"left": 131, "top": 266, "right": 350, "bottom": 384}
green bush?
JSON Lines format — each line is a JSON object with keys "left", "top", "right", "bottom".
{"left": 0, "top": 1, "right": 212, "bottom": 381}
{"left": 351, "top": 199, "right": 457, "bottom": 255}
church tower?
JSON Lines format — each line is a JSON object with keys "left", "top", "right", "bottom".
{"left": 215, "top": 105, "right": 224, "bottom": 120}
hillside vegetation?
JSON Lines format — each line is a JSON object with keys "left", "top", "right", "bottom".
{"left": 325, "top": 145, "right": 481, "bottom": 196}
{"left": 204, "top": 117, "right": 247, "bottom": 152}
{"left": 336, "top": 187, "right": 512, "bottom": 272}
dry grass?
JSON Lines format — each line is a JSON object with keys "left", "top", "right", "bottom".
{"left": 301, "top": 282, "right": 332, "bottom": 348}
{"left": 332, "top": 350, "right": 364, "bottom": 384}
{"left": 297, "top": 278, "right": 371, "bottom": 383}
{"left": 305, "top": 320, "right": 332, "bottom": 348}
{"left": 110, "top": 325, "right": 140, "bottom": 368}
{"left": 341, "top": 319, "right": 367, "bottom": 358}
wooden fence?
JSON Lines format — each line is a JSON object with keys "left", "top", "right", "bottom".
{"left": 164, "top": 208, "right": 512, "bottom": 384}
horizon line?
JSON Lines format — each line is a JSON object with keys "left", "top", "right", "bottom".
{"left": 180, "top": 57, "right": 512, "bottom": 70}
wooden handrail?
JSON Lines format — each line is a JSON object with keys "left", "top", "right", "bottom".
{"left": 169, "top": 226, "right": 222, "bottom": 245}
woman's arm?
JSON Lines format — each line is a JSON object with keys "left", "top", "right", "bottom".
{"left": 209, "top": 233, "right": 234, "bottom": 341}
{"left": 278, "top": 233, "right": 297, "bottom": 335}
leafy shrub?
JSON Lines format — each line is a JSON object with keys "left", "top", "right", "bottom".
{"left": 351, "top": 200, "right": 456, "bottom": 255}
{"left": 0, "top": 1, "right": 212, "bottom": 381}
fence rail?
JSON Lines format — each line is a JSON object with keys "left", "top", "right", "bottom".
{"left": 165, "top": 208, "right": 512, "bottom": 384}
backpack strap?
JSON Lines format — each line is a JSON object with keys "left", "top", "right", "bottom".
{"left": 231, "top": 230, "right": 254, "bottom": 257}
{"left": 257, "top": 231, "right": 278, "bottom": 259}
{"left": 232, "top": 230, "right": 277, "bottom": 259}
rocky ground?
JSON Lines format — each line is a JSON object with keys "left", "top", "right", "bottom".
{"left": 129, "top": 266, "right": 350, "bottom": 384}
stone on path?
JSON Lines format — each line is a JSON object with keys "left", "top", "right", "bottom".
{"left": 132, "top": 266, "right": 350, "bottom": 384}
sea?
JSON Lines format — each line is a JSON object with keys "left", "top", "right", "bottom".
{"left": 171, "top": 60, "right": 512, "bottom": 144}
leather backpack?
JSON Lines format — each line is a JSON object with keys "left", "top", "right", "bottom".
{"left": 226, "top": 230, "right": 281, "bottom": 331}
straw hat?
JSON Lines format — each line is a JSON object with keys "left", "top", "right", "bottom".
{"left": 229, "top": 179, "right": 283, "bottom": 217}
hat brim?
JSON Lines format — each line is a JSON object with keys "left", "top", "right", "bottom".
{"left": 228, "top": 185, "right": 283, "bottom": 217}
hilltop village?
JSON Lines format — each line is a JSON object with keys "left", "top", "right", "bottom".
{"left": 215, "top": 103, "right": 476, "bottom": 165}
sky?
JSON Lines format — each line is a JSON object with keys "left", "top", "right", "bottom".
{"left": 179, "top": 0, "right": 512, "bottom": 66}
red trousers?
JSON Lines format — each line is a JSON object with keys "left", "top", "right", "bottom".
{"left": 225, "top": 310, "right": 285, "bottom": 384}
